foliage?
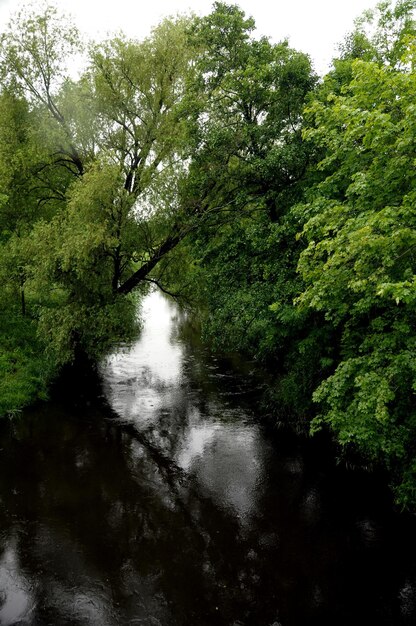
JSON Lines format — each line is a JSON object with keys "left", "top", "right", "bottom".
{"left": 177, "top": 2, "right": 328, "bottom": 425}
{"left": 0, "top": 4, "right": 196, "bottom": 369}
{"left": 0, "top": 307, "right": 53, "bottom": 416}
{"left": 296, "top": 0, "right": 416, "bottom": 505}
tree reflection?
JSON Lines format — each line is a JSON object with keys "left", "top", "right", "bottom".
{"left": 0, "top": 293, "right": 416, "bottom": 625}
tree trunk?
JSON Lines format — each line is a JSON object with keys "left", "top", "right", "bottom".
{"left": 21, "top": 287, "right": 26, "bottom": 316}
{"left": 118, "top": 232, "right": 183, "bottom": 295}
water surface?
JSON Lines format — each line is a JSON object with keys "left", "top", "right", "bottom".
{"left": 1, "top": 291, "right": 416, "bottom": 625}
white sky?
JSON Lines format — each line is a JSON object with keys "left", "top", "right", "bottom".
{"left": 0, "top": 0, "right": 382, "bottom": 75}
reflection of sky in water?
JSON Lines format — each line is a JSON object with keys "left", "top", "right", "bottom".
{"left": 198, "top": 425, "right": 262, "bottom": 522}
{"left": 0, "top": 535, "right": 34, "bottom": 626}
{"left": 101, "top": 290, "right": 265, "bottom": 525}
{"left": 177, "top": 420, "right": 264, "bottom": 523}
{"left": 102, "top": 291, "right": 183, "bottom": 421}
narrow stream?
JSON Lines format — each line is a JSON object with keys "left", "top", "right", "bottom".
{"left": 1, "top": 291, "right": 416, "bottom": 625}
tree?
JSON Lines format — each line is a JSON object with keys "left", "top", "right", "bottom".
{"left": 296, "top": 0, "right": 416, "bottom": 506}
{"left": 168, "top": 3, "right": 329, "bottom": 423}
{"left": 0, "top": 4, "right": 199, "bottom": 359}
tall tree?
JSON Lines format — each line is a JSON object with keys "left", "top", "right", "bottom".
{"left": 296, "top": 0, "right": 416, "bottom": 506}
{"left": 167, "top": 3, "right": 324, "bottom": 421}
{"left": 0, "top": 4, "right": 200, "bottom": 361}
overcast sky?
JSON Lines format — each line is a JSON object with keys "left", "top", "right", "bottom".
{"left": 0, "top": 0, "right": 382, "bottom": 75}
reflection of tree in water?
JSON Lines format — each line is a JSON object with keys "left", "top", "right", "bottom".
{"left": 1, "top": 292, "right": 416, "bottom": 625}
{"left": 1, "top": 405, "right": 416, "bottom": 625}
{"left": 0, "top": 406, "right": 271, "bottom": 625}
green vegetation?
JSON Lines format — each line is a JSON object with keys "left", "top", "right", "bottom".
{"left": 1, "top": 0, "right": 416, "bottom": 507}
{"left": 0, "top": 309, "right": 52, "bottom": 416}
{"left": 296, "top": 1, "right": 416, "bottom": 507}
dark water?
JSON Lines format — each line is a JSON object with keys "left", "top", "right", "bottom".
{"left": 1, "top": 292, "right": 416, "bottom": 626}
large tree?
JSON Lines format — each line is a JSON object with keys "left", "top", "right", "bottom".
{"left": 166, "top": 3, "right": 323, "bottom": 421}
{"left": 0, "top": 4, "right": 201, "bottom": 359}
{"left": 296, "top": 0, "right": 416, "bottom": 506}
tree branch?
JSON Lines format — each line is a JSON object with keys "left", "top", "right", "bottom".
{"left": 143, "top": 278, "right": 184, "bottom": 300}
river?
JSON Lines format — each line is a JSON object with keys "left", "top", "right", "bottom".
{"left": 0, "top": 291, "right": 416, "bottom": 625}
